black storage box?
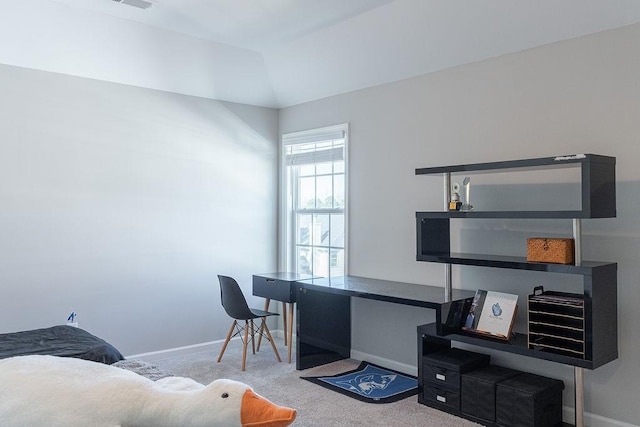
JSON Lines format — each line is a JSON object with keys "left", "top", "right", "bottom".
{"left": 461, "top": 365, "right": 522, "bottom": 422}
{"left": 422, "top": 348, "right": 490, "bottom": 410}
{"left": 496, "top": 372, "right": 564, "bottom": 427}
{"left": 423, "top": 348, "right": 490, "bottom": 389}
{"left": 423, "top": 384, "right": 461, "bottom": 411}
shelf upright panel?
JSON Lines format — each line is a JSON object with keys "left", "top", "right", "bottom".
{"left": 581, "top": 155, "right": 616, "bottom": 218}
{"left": 584, "top": 262, "right": 618, "bottom": 368}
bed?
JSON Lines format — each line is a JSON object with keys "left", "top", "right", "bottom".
{"left": 0, "top": 325, "right": 124, "bottom": 365}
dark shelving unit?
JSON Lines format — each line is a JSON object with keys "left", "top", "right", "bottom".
{"left": 415, "top": 154, "right": 617, "bottom": 427}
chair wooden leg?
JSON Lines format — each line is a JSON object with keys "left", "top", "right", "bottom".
{"left": 257, "top": 298, "right": 270, "bottom": 351}
{"left": 257, "top": 320, "right": 266, "bottom": 353}
{"left": 242, "top": 320, "right": 249, "bottom": 371}
{"left": 261, "top": 318, "right": 281, "bottom": 362}
{"left": 282, "top": 301, "right": 288, "bottom": 346}
{"left": 217, "top": 320, "right": 236, "bottom": 363}
{"left": 250, "top": 320, "right": 256, "bottom": 355}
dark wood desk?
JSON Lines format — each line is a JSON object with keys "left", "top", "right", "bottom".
{"left": 252, "top": 272, "right": 317, "bottom": 363}
{"left": 294, "top": 275, "right": 475, "bottom": 370}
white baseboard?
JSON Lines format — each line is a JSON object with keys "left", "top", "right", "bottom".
{"left": 125, "top": 329, "right": 288, "bottom": 362}
{"left": 562, "top": 407, "right": 639, "bottom": 427}
{"left": 125, "top": 340, "right": 224, "bottom": 362}
{"left": 349, "top": 350, "right": 417, "bottom": 377}
{"left": 272, "top": 329, "right": 286, "bottom": 340}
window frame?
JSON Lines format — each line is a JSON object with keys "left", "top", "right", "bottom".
{"left": 279, "top": 124, "right": 349, "bottom": 277}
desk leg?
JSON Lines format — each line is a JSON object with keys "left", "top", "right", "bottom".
{"left": 257, "top": 298, "right": 270, "bottom": 351}
{"left": 287, "top": 302, "right": 295, "bottom": 363}
{"left": 282, "top": 302, "right": 287, "bottom": 346}
{"left": 296, "top": 287, "right": 350, "bottom": 370}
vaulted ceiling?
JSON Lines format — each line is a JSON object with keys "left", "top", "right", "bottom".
{"left": 3, "top": 0, "right": 640, "bottom": 108}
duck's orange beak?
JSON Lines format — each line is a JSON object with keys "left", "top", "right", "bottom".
{"left": 240, "top": 388, "right": 297, "bottom": 427}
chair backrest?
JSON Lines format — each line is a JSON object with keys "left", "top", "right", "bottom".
{"left": 218, "top": 275, "right": 255, "bottom": 320}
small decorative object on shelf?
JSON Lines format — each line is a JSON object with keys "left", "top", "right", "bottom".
{"left": 460, "top": 177, "right": 474, "bottom": 211}
{"left": 462, "top": 290, "right": 518, "bottom": 341}
{"left": 449, "top": 182, "right": 462, "bottom": 211}
{"left": 526, "top": 238, "right": 575, "bottom": 264}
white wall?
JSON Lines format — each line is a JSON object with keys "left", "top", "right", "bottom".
{"left": 0, "top": 63, "right": 279, "bottom": 355}
{"left": 0, "top": 0, "right": 277, "bottom": 107}
{"left": 280, "top": 23, "right": 640, "bottom": 425}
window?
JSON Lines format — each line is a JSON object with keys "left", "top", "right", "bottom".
{"left": 281, "top": 124, "right": 348, "bottom": 278}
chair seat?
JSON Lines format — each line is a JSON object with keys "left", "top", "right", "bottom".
{"left": 249, "top": 308, "right": 279, "bottom": 318}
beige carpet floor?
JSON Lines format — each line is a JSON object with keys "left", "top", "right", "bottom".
{"left": 149, "top": 339, "right": 482, "bottom": 427}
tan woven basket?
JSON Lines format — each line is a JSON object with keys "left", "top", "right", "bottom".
{"left": 526, "top": 238, "right": 575, "bottom": 264}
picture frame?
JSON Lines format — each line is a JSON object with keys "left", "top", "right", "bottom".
{"left": 462, "top": 290, "right": 518, "bottom": 341}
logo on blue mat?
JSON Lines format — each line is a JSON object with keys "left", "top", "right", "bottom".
{"left": 337, "top": 373, "right": 397, "bottom": 396}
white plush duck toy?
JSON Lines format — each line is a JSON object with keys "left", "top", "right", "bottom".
{"left": 0, "top": 355, "right": 296, "bottom": 427}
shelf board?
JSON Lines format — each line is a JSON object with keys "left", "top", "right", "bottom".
{"left": 415, "top": 153, "right": 614, "bottom": 175}
{"left": 416, "top": 252, "right": 616, "bottom": 275}
{"left": 416, "top": 210, "right": 599, "bottom": 219}
{"left": 419, "top": 323, "right": 598, "bottom": 369}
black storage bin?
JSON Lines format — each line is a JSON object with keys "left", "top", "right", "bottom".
{"left": 461, "top": 365, "right": 522, "bottom": 422}
{"left": 496, "top": 372, "right": 564, "bottom": 427}
{"left": 422, "top": 348, "right": 490, "bottom": 410}
{"left": 423, "top": 384, "right": 460, "bottom": 411}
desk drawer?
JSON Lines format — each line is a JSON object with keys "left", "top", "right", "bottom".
{"left": 253, "top": 276, "right": 295, "bottom": 302}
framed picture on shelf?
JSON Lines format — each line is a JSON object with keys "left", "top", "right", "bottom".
{"left": 462, "top": 290, "right": 518, "bottom": 341}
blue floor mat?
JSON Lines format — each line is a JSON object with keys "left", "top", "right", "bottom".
{"left": 301, "top": 361, "right": 418, "bottom": 404}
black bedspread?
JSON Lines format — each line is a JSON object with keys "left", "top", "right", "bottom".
{"left": 0, "top": 325, "right": 124, "bottom": 364}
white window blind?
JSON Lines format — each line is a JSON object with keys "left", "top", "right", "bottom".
{"left": 283, "top": 129, "right": 345, "bottom": 166}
